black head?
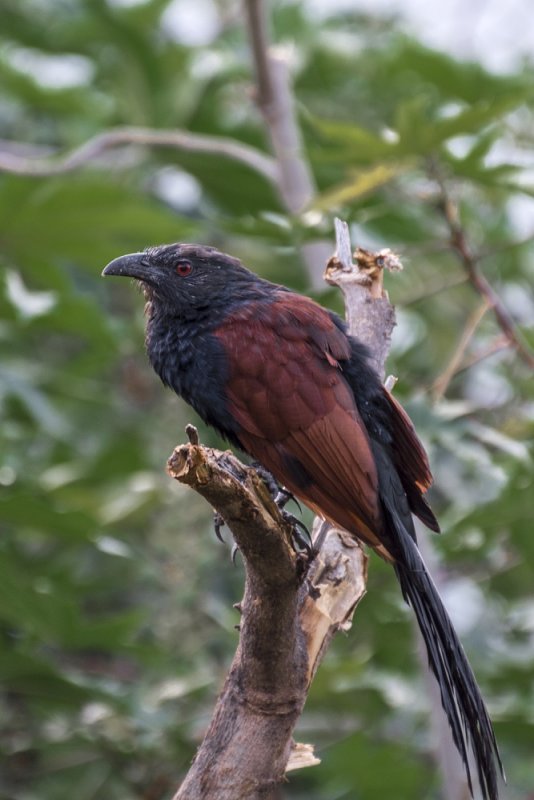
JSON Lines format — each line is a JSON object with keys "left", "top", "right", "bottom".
{"left": 102, "top": 242, "right": 260, "bottom": 316}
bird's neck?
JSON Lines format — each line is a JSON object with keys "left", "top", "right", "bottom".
{"left": 144, "top": 302, "right": 203, "bottom": 386}
{"left": 144, "top": 300, "right": 242, "bottom": 446}
{"left": 143, "top": 275, "right": 282, "bottom": 394}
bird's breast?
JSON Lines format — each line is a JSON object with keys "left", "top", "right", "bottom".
{"left": 145, "top": 313, "right": 241, "bottom": 444}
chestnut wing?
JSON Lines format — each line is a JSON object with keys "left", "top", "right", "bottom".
{"left": 215, "top": 294, "right": 389, "bottom": 555}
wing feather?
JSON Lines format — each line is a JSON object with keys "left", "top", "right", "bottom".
{"left": 215, "top": 292, "right": 392, "bottom": 557}
{"left": 381, "top": 388, "right": 440, "bottom": 532}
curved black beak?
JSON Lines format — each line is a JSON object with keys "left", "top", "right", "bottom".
{"left": 102, "top": 252, "right": 150, "bottom": 280}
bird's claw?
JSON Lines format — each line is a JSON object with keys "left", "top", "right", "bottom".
{"left": 282, "top": 510, "right": 313, "bottom": 554}
{"left": 231, "top": 542, "right": 240, "bottom": 565}
{"left": 213, "top": 511, "right": 241, "bottom": 565}
{"left": 274, "top": 488, "right": 302, "bottom": 514}
{"left": 252, "top": 462, "right": 311, "bottom": 555}
{"left": 215, "top": 465, "right": 311, "bottom": 561}
{"left": 252, "top": 463, "right": 300, "bottom": 510}
{"left": 213, "top": 511, "right": 226, "bottom": 542}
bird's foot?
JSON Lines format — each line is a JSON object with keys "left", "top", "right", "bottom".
{"left": 280, "top": 509, "right": 313, "bottom": 554}
{"left": 214, "top": 464, "right": 312, "bottom": 561}
{"left": 251, "top": 462, "right": 312, "bottom": 555}
{"left": 251, "top": 461, "right": 281, "bottom": 498}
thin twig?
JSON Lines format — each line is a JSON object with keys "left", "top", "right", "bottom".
{"left": 431, "top": 299, "right": 490, "bottom": 402}
{"left": 433, "top": 174, "right": 534, "bottom": 370}
{"left": 453, "top": 335, "right": 510, "bottom": 376}
{"left": 400, "top": 273, "right": 468, "bottom": 307}
{"left": 0, "top": 126, "right": 278, "bottom": 184}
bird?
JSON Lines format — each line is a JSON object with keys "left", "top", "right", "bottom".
{"left": 103, "top": 242, "right": 503, "bottom": 800}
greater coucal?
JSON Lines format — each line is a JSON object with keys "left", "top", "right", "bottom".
{"left": 103, "top": 243, "right": 503, "bottom": 800}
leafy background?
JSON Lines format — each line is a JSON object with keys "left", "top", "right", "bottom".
{"left": 1, "top": 1, "right": 533, "bottom": 798}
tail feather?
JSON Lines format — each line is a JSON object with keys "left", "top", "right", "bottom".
{"left": 371, "top": 439, "right": 503, "bottom": 799}
{"left": 393, "top": 532, "right": 503, "bottom": 800}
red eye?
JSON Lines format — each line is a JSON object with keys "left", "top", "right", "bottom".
{"left": 176, "top": 260, "right": 192, "bottom": 277}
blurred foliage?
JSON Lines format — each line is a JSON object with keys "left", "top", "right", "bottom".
{"left": 1, "top": 1, "right": 533, "bottom": 798}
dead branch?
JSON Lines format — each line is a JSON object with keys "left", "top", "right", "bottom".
{"left": 324, "top": 219, "right": 400, "bottom": 380}
{"left": 167, "top": 443, "right": 368, "bottom": 799}
{"left": 167, "top": 443, "right": 303, "bottom": 800}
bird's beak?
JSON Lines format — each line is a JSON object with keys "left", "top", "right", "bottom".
{"left": 102, "top": 252, "right": 151, "bottom": 280}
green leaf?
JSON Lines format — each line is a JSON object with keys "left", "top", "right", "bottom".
{"left": 0, "top": 651, "right": 93, "bottom": 706}
{"left": 434, "top": 93, "right": 531, "bottom": 141}
{"left": 395, "top": 94, "right": 529, "bottom": 157}
{"left": 305, "top": 114, "right": 398, "bottom": 162}
{"left": 0, "top": 491, "right": 96, "bottom": 538}
{"left": 313, "top": 162, "right": 409, "bottom": 209}
{"left": 318, "top": 731, "right": 431, "bottom": 799}
{"left": 398, "top": 40, "right": 531, "bottom": 105}
{"left": 0, "top": 176, "right": 197, "bottom": 271}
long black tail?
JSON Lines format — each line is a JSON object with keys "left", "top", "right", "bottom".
{"left": 393, "top": 531, "right": 503, "bottom": 800}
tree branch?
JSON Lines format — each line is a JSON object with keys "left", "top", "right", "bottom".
{"left": 243, "top": 0, "right": 332, "bottom": 288}
{"left": 452, "top": 334, "right": 510, "bottom": 376}
{"left": 0, "top": 126, "right": 278, "bottom": 184}
{"left": 167, "top": 442, "right": 368, "bottom": 799}
{"left": 244, "top": 0, "right": 275, "bottom": 112}
{"left": 434, "top": 173, "right": 534, "bottom": 371}
{"left": 167, "top": 221, "right": 395, "bottom": 799}
{"left": 244, "top": 0, "right": 314, "bottom": 214}
{"left": 431, "top": 299, "right": 490, "bottom": 402}
{"left": 167, "top": 444, "right": 303, "bottom": 800}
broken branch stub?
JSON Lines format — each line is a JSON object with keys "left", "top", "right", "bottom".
{"left": 325, "top": 218, "right": 400, "bottom": 380}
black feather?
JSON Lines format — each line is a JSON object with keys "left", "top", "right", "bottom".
{"left": 373, "top": 441, "right": 503, "bottom": 800}
{"left": 404, "top": 484, "right": 441, "bottom": 533}
{"left": 393, "top": 542, "right": 503, "bottom": 800}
